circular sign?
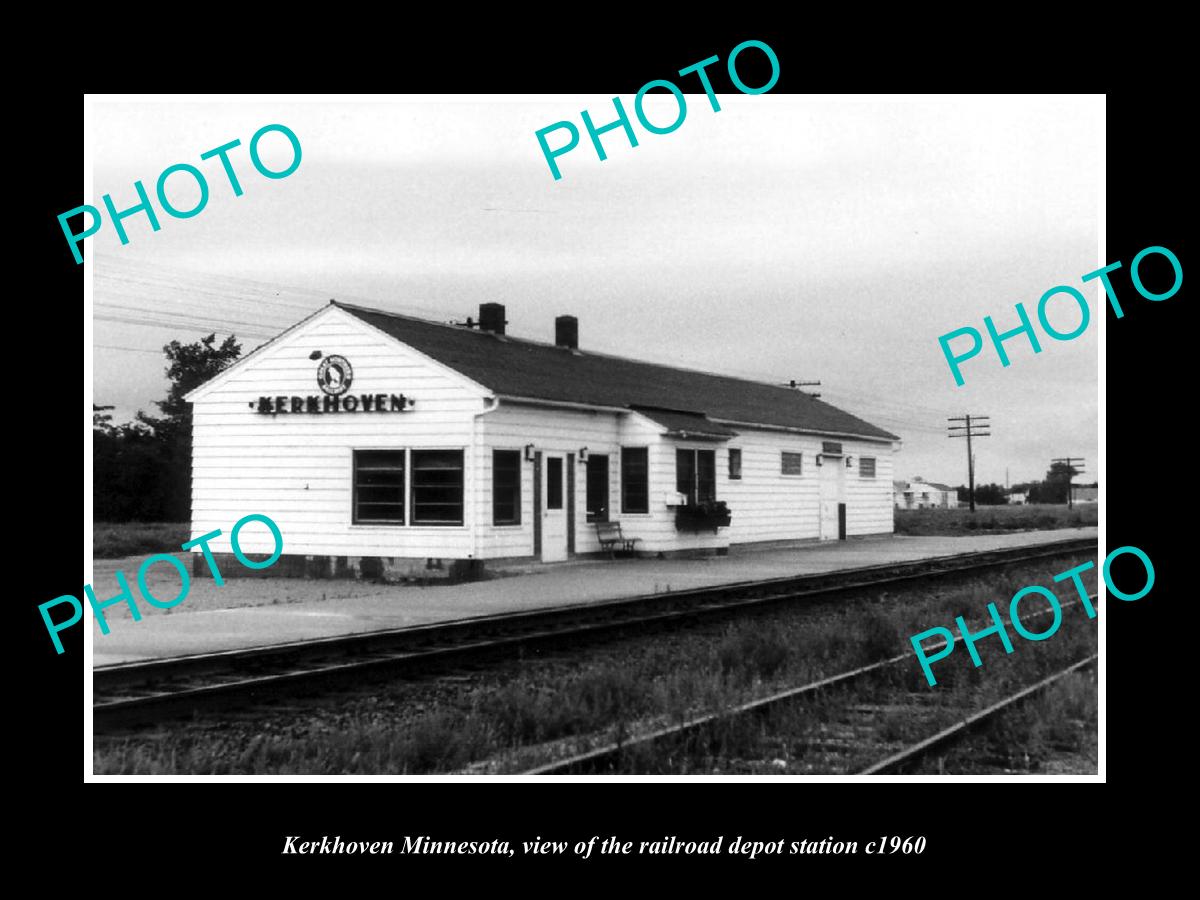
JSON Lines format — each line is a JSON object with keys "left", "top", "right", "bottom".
{"left": 317, "top": 355, "right": 353, "bottom": 396}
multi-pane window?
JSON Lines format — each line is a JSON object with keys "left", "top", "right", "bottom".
{"left": 492, "top": 450, "right": 521, "bottom": 525}
{"left": 860, "top": 456, "right": 877, "bottom": 478}
{"left": 676, "top": 448, "right": 716, "bottom": 505}
{"left": 621, "top": 447, "right": 649, "bottom": 513}
{"left": 411, "top": 449, "right": 464, "bottom": 525}
{"left": 353, "top": 450, "right": 406, "bottom": 524}
{"left": 781, "top": 451, "right": 804, "bottom": 475}
{"left": 728, "top": 448, "right": 742, "bottom": 480}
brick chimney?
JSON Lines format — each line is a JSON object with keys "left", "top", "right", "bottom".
{"left": 479, "top": 303, "right": 506, "bottom": 335}
{"left": 555, "top": 315, "right": 578, "bottom": 350}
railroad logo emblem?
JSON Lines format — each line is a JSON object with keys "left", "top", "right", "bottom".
{"left": 317, "top": 355, "right": 353, "bottom": 396}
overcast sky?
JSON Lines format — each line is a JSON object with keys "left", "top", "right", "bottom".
{"left": 88, "top": 96, "right": 1100, "bottom": 487}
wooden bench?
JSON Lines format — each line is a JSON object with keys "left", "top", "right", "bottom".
{"left": 595, "top": 521, "right": 639, "bottom": 559}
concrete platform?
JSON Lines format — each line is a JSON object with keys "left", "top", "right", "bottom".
{"left": 90, "top": 528, "right": 1096, "bottom": 667}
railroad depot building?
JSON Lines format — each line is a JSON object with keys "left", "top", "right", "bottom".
{"left": 185, "top": 302, "right": 900, "bottom": 578}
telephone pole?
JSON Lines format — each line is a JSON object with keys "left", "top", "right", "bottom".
{"left": 784, "top": 379, "right": 822, "bottom": 398}
{"left": 948, "top": 415, "right": 991, "bottom": 512}
{"left": 1051, "top": 457, "right": 1086, "bottom": 508}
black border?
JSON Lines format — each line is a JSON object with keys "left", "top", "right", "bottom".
{"left": 25, "top": 20, "right": 1186, "bottom": 883}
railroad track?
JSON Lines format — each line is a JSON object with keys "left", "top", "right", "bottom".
{"left": 520, "top": 597, "right": 1098, "bottom": 775}
{"left": 93, "top": 536, "right": 1096, "bottom": 732}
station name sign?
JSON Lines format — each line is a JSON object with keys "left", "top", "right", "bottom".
{"left": 252, "top": 393, "right": 412, "bottom": 415}
{"left": 249, "top": 354, "right": 413, "bottom": 415}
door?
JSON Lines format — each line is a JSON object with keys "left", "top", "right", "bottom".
{"left": 541, "top": 455, "right": 568, "bottom": 562}
{"left": 819, "top": 455, "right": 844, "bottom": 541}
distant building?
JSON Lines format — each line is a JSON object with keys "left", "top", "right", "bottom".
{"left": 1070, "top": 483, "right": 1099, "bottom": 504}
{"left": 1008, "top": 490, "right": 1028, "bottom": 505}
{"left": 894, "top": 477, "right": 959, "bottom": 510}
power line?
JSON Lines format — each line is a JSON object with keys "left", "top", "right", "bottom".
{"left": 93, "top": 255, "right": 470, "bottom": 322}
{"left": 95, "top": 301, "right": 277, "bottom": 334}
{"left": 818, "top": 385, "right": 952, "bottom": 419}
{"left": 93, "top": 312, "right": 275, "bottom": 340}
{"left": 94, "top": 344, "right": 167, "bottom": 354}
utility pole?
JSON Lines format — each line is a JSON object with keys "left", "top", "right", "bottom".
{"left": 1051, "top": 457, "right": 1086, "bottom": 509}
{"left": 784, "top": 379, "right": 821, "bottom": 399}
{"left": 948, "top": 415, "right": 991, "bottom": 512}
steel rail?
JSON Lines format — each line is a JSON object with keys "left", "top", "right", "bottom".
{"left": 856, "top": 653, "right": 1098, "bottom": 774}
{"left": 94, "top": 537, "right": 1096, "bottom": 731}
{"left": 521, "top": 596, "right": 1097, "bottom": 776}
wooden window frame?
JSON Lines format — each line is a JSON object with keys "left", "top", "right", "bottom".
{"left": 620, "top": 447, "right": 650, "bottom": 514}
{"left": 492, "top": 449, "right": 522, "bottom": 526}
{"left": 410, "top": 448, "right": 465, "bottom": 527}
{"left": 352, "top": 449, "right": 406, "bottom": 525}
{"left": 728, "top": 448, "right": 742, "bottom": 480}
{"left": 781, "top": 451, "right": 804, "bottom": 476}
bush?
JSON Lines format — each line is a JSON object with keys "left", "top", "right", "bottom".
{"left": 717, "top": 629, "right": 790, "bottom": 682}
{"left": 93, "top": 522, "right": 191, "bottom": 558}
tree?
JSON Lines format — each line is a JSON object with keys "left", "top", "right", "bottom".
{"left": 94, "top": 334, "right": 241, "bottom": 522}
{"left": 93, "top": 404, "right": 169, "bottom": 520}
{"left": 140, "top": 334, "right": 242, "bottom": 520}
{"left": 139, "top": 334, "right": 242, "bottom": 429}
{"left": 973, "top": 483, "right": 1008, "bottom": 505}
{"left": 1028, "top": 461, "right": 1080, "bottom": 504}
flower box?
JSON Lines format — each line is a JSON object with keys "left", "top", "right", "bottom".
{"left": 674, "top": 501, "right": 732, "bottom": 533}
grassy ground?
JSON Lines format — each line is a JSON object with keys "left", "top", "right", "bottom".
{"left": 616, "top": 609, "right": 1096, "bottom": 775}
{"left": 895, "top": 503, "right": 1097, "bottom": 536}
{"left": 94, "top": 522, "right": 191, "bottom": 559}
{"left": 906, "top": 667, "right": 1097, "bottom": 774}
{"left": 94, "top": 553, "right": 1099, "bottom": 775}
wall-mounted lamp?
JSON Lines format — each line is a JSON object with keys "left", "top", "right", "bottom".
{"left": 578, "top": 447, "right": 589, "bottom": 462}
{"left": 846, "top": 455, "right": 855, "bottom": 468}
{"left": 309, "top": 350, "right": 323, "bottom": 360}
{"left": 815, "top": 454, "right": 824, "bottom": 467}
{"left": 524, "top": 444, "right": 536, "bottom": 461}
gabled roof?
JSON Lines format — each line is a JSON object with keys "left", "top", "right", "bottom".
{"left": 335, "top": 302, "right": 899, "bottom": 441}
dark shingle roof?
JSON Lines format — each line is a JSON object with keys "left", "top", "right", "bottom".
{"left": 631, "top": 407, "right": 741, "bottom": 439}
{"left": 336, "top": 302, "right": 899, "bottom": 441}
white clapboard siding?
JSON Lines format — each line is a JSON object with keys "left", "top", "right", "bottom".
{"left": 843, "top": 445, "right": 896, "bottom": 535}
{"left": 720, "top": 432, "right": 895, "bottom": 543}
{"left": 721, "top": 433, "right": 820, "bottom": 543}
{"left": 190, "top": 307, "right": 489, "bottom": 558}
{"left": 475, "top": 402, "right": 627, "bottom": 558}
{"left": 470, "top": 405, "right": 897, "bottom": 558}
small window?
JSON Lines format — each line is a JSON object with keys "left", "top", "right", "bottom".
{"left": 353, "top": 450, "right": 406, "bottom": 524}
{"left": 546, "top": 456, "right": 563, "bottom": 510}
{"left": 621, "top": 447, "right": 649, "bottom": 514}
{"left": 728, "top": 448, "right": 742, "bottom": 480}
{"left": 411, "top": 449, "right": 464, "bottom": 525}
{"left": 781, "top": 451, "right": 804, "bottom": 476}
{"left": 860, "top": 457, "right": 877, "bottom": 478}
{"left": 822, "top": 441, "right": 843, "bottom": 454}
{"left": 492, "top": 450, "right": 521, "bottom": 525}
